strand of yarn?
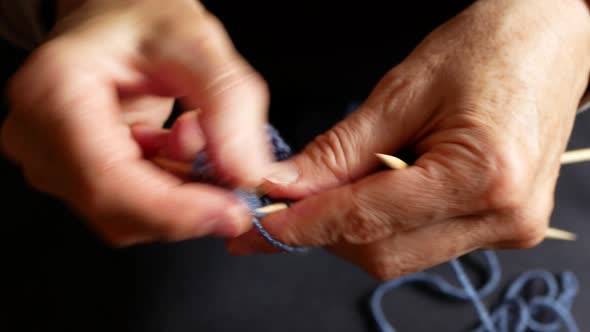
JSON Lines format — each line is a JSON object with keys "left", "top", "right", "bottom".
{"left": 191, "top": 125, "right": 309, "bottom": 254}
{"left": 186, "top": 122, "right": 578, "bottom": 330}
{"left": 370, "top": 251, "right": 579, "bottom": 332}
{"left": 345, "top": 104, "right": 580, "bottom": 331}
{"left": 232, "top": 189, "right": 309, "bottom": 253}
{"left": 450, "top": 257, "right": 496, "bottom": 331}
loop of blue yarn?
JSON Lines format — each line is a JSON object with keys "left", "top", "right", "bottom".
{"left": 187, "top": 123, "right": 578, "bottom": 330}
{"left": 232, "top": 189, "right": 309, "bottom": 253}
{"left": 370, "top": 251, "right": 579, "bottom": 332}
{"left": 191, "top": 125, "right": 309, "bottom": 254}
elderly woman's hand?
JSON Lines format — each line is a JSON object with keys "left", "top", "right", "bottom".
{"left": 1, "top": 0, "right": 271, "bottom": 245}
{"left": 227, "top": 0, "right": 590, "bottom": 279}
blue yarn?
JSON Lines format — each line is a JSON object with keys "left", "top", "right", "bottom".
{"left": 370, "top": 251, "right": 580, "bottom": 332}
{"left": 191, "top": 125, "right": 293, "bottom": 180}
{"left": 187, "top": 123, "right": 579, "bottom": 330}
{"left": 233, "top": 189, "right": 309, "bottom": 253}
{"left": 191, "top": 125, "right": 309, "bottom": 254}
{"left": 450, "top": 257, "right": 497, "bottom": 331}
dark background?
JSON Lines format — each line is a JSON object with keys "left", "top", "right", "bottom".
{"left": 2, "top": 1, "right": 590, "bottom": 331}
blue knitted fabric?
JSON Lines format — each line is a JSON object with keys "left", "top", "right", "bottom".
{"left": 191, "top": 125, "right": 309, "bottom": 253}
{"left": 189, "top": 124, "right": 579, "bottom": 332}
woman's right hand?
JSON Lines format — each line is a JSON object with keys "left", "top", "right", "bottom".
{"left": 1, "top": 0, "right": 272, "bottom": 246}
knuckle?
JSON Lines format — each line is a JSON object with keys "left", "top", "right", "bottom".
{"left": 274, "top": 206, "right": 325, "bottom": 246}
{"left": 9, "top": 42, "right": 79, "bottom": 112}
{"left": 504, "top": 209, "right": 550, "bottom": 249}
{"left": 275, "top": 226, "right": 305, "bottom": 247}
{"left": 342, "top": 187, "right": 394, "bottom": 244}
{"left": 205, "top": 64, "right": 268, "bottom": 103}
{"left": 178, "top": 34, "right": 265, "bottom": 100}
{"left": 363, "top": 249, "right": 398, "bottom": 281}
{"left": 512, "top": 234, "right": 545, "bottom": 250}
{"left": 492, "top": 192, "right": 552, "bottom": 249}
{"left": 509, "top": 219, "right": 547, "bottom": 249}
{"left": 475, "top": 145, "right": 530, "bottom": 212}
{"left": 364, "top": 247, "right": 418, "bottom": 281}
{"left": 150, "top": 11, "right": 229, "bottom": 56}
{"left": 367, "top": 260, "right": 399, "bottom": 281}
{"left": 198, "top": 12, "right": 227, "bottom": 37}
{"left": 248, "top": 73, "right": 270, "bottom": 102}
{"left": 304, "top": 125, "right": 357, "bottom": 183}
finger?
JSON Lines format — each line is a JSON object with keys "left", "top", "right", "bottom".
{"left": 46, "top": 67, "right": 251, "bottom": 245}
{"left": 165, "top": 110, "right": 205, "bottom": 161}
{"left": 328, "top": 215, "right": 494, "bottom": 280}
{"left": 78, "top": 158, "right": 252, "bottom": 246}
{"left": 225, "top": 229, "right": 282, "bottom": 256}
{"left": 227, "top": 162, "right": 445, "bottom": 253}
{"left": 144, "top": 11, "right": 271, "bottom": 187}
{"left": 67, "top": 81, "right": 249, "bottom": 244}
{"left": 131, "top": 125, "right": 169, "bottom": 158}
{"left": 332, "top": 188, "right": 553, "bottom": 281}
{"left": 226, "top": 204, "right": 493, "bottom": 260}
{"left": 227, "top": 144, "right": 517, "bottom": 252}
{"left": 225, "top": 212, "right": 284, "bottom": 255}
{"left": 120, "top": 95, "right": 174, "bottom": 127}
{"left": 263, "top": 68, "right": 440, "bottom": 199}
{"left": 79, "top": 108, "right": 252, "bottom": 244}
{"left": 4, "top": 33, "right": 252, "bottom": 245}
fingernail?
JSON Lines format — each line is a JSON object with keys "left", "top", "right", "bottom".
{"left": 264, "top": 161, "right": 299, "bottom": 186}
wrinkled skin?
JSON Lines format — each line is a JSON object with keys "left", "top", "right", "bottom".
{"left": 1, "top": 0, "right": 273, "bottom": 245}
{"left": 227, "top": 0, "right": 590, "bottom": 280}
{"left": 2, "top": 0, "right": 590, "bottom": 280}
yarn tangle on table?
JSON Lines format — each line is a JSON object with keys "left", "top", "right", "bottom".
{"left": 371, "top": 251, "right": 579, "bottom": 332}
{"left": 189, "top": 125, "right": 579, "bottom": 332}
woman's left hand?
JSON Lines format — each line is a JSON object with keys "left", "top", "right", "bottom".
{"left": 227, "top": 0, "right": 590, "bottom": 279}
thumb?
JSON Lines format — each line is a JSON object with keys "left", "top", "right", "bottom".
{"left": 263, "top": 73, "right": 438, "bottom": 199}
{"left": 144, "top": 12, "right": 271, "bottom": 188}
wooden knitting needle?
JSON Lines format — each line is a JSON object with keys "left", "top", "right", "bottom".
{"left": 151, "top": 151, "right": 584, "bottom": 238}
{"left": 252, "top": 155, "right": 578, "bottom": 241}
{"left": 151, "top": 157, "right": 286, "bottom": 215}
{"left": 376, "top": 153, "right": 409, "bottom": 169}
{"left": 561, "top": 148, "right": 590, "bottom": 165}
{"left": 151, "top": 147, "right": 590, "bottom": 176}
{"left": 255, "top": 203, "right": 289, "bottom": 215}
{"left": 256, "top": 153, "right": 408, "bottom": 214}
{"left": 545, "top": 228, "right": 577, "bottom": 241}
{"left": 376, "top": 153, "right": 576, "bottom": 241}
{"left": 254, "top": 206, "right": 578, "bottom": 241}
